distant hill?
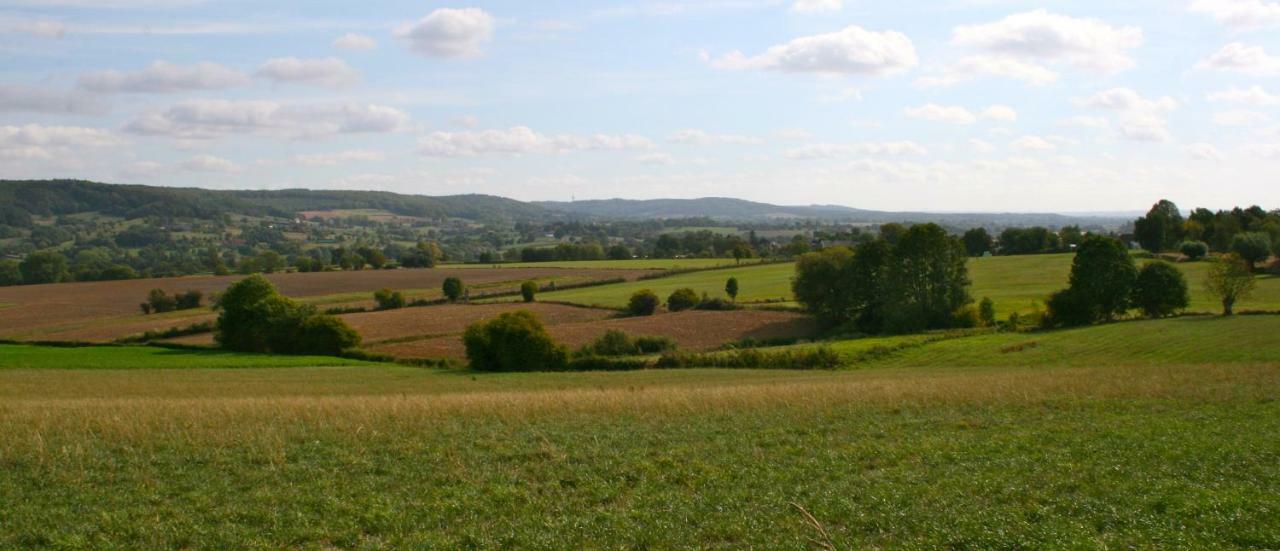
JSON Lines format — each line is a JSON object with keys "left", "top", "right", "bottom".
{"left": 537, "top": 197, "right": 1130, "bottom": 229}
{"left": 0, "top": 180, "right": 549, "bottom": 222}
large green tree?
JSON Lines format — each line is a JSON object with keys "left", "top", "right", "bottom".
{"left": 1132, "top": 261, "right": 1190, "bottom": 318}
{"left": 886, "top": 224, "right": 972, "bottom": 333}
{"left": 1133, "top": 199, "right": 1185, "bottom": 253}
{"left": 1067, "top": 236, "right": 1138, "bottom": 322}
{"left": 18, "top": 250, "right": 68, "bottom": 285}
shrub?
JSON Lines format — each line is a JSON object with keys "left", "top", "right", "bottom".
{"left": 1044, "top": 288, "right": 1093, "bottom": 328}
{"left": 952, "top": 305, "right": 981, "bottom": 328}
{"left": 1205, "top": 254, "right": 1256, "bottom": 316}
{"left": 579, "top": 329, "right": 638, "bottom": 357}
{"left": 0, "top": 259, "right": 21, "bottom": 286}
{"left": 296, "top": 315, "right": 362, "bottom": 356}
{"left": 694, "top": 297, "right": 739, "bottom": 311}
{"left": 147, "top": 289, "right": 177, "bottom": 313}
{"left": 566, "top": 356, "right": 652, "bottom": 372}
{"left": 666, "top": 287, "right": 700, "bottom": 312}
{"left": 463, "top": 311, "right": 568, "bottom": 372}
{"left": 656, "top": 347, "right": 840, "bottom": 370}
{"left": 1231, "top": 232, "right": 1273, "bottom": 271}
{"left": 1179, "top": 241, "right": 1209, "bottom": 261}
{"left": 442, "top": 277, "right": 464, "bottom": 302}
{"left": 374, "top": 288, "right": 406, "bottom": 310}
{"left": 1132, "top": 261, "right": 1189, "bottom": 318}
{"left": 725, "top": 277, "right": 739, "bottom": 302}
{"left": 978, "top": 297, "right": 997, "bottom": 327}
{"left": 627, "top": 289, "right": 660, "bottom": 316}
{"left": 634, "top": 335, "right": 677, "bottom": 354}
{"left": 175, "top": 290, "right": 202, "bottom": 310}
{"left": 215, "top": 274, "right": 359, "bottom": 355}
{"left": 520, "top": 280, "right": 538, "bottom": 303}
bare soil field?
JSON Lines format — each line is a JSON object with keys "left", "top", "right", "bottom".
{"left": 347, "top": 303, "right": 616, "bottom": 345}
{"left": 0, "top": 267, "right": 651, "bottom": 341}
{"left": 369, "top": 309, "right": 818, "bottom": 360}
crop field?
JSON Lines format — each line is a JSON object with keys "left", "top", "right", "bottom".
{"left": 452, "top": 258, "right": 740, "bottom": 270}
{"left": 528, "top": 253, "right": 1280, "bottom": 316}
{"left": 0, "top": 344, "right": 374, "bottom": 370}
{"left": 2, "top": 315, "right": 1279, "bottom": 547}
{"left": 0, "top": 267, "right": 651, "bottom": 342}
{"left": 366, "top": 309, "right": 816, "bottom": 360}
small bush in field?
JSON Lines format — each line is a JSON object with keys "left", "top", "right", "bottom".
{"left": 666, "top": 287, "right": 700, "bottom": 312}
{"left": 978, "top": 297, "right": 997, "bottom": 327}
{"left": 521, "top": 281, "right": 538, "bottom": 303}
{"left": 463, "top": 310, "right": 568, "bottom": 372}
{"left": 373, "top": 288, "right": 406, "bottom": 310}
{"left": 627, "top": 289, "right": 660, "bottom": 316}
{"left": 1132, "top": 262, "right": 1189, "bottom": 318}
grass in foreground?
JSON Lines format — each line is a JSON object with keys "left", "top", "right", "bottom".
{"left": 0, "top": 344, "right": 376, "bottom": 370}
{"left": 1, "top": 359, "right": 1277, "bottom": 547}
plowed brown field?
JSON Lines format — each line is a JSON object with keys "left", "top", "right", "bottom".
{"left": 0, "top": 267, "right": 650, "bottom": 341}
{"left": 368, "top": 309, "right": 817, "bottom": 360}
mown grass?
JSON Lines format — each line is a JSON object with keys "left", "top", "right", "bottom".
{"left": 533, "top": 253, "right": 1280, "bottom": 315}
{"left": 1, "top": 356, "right": 1278, "bottom": 547}
{"left": 0, "top": 344, "right": 376, "bottom": 370}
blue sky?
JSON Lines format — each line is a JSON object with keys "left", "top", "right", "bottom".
{"left": 2, "top": 0, "right": 1279, "bottom": 212}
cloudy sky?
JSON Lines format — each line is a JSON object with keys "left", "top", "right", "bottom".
{"left": 2, "top": 0, "right": 1279, "bottom": 212}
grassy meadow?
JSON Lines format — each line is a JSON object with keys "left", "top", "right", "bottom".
{"left": 527, "top": 253, "right": 1280, "bottom": 316}
{"left": 2, "top": 320, "right": 1279, "bottom": 547}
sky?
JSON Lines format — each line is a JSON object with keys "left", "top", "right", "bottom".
{"left": 2, "top": 0, "right": 1280, "bottom": 212}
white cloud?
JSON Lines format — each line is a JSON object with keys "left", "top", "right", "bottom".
{"left": 1185, "top": 142, "right": 1225, "bottom": 161}
{"left": 711, "top": 25, "right": 917, "bottom": 76}
{"left": 0, "top": 124, "right": 117, "bottom": 160}
{"left": 1059, "top": 116, "right": 1111, "bottom": 128}
{"left": 78, "top": 61, "right": 248, "bottom": 94}
{"left": 635, "top": 152, "right": 675, "bottom": 165}
{"left": 667, "top": 129, "right": 762, "bottom": 145}
{"left": 256, "top": 57, "right": 358, "bottom": 88}
{"left": 1117, "top": 116, "right": 1174, "bottom": 142}
{"left": 1077, "top": 88, "right": 1178, "bottom": 113}
{"left": 1012, "top": 135, "right": 1055, "bottom": 151}
{"left": 776, "top": 129, "right": 813, "bottom": 141}
{"left": 395, "top": 8, "right": 495, "bottom": 58}
{"left": 1245, "top": 143, "right": 1280, "bottom": 158}
{"left": 915, "top": 55, "right": 1059, "bottom": 88}
{"left": 982, "top": 105, "right": 1018, "bottom": 122}
{"left": 904, "top": 103, "right": 977, "bottom": 124}
{"left": 791, "top": 0, "right": 841, "bottom": 13}
{"left": 816, "top": 87, "right": 863, "bottom": 103}
{"left": 1189, "top": 0, "right": 1280, "bottom": 30}
{"left": 418, "top": 126, "right": 653, "bottom": 157}
{"left": 1208, "top": 86, "right": 1280, "bottom": 106}
{"left": 6, "top": 19, "right": 66, "bottom": 38}
{"left": 181, "top": 154, "right": 240, "bottom": 173}
{"left": 291, "top": 150, "right": 386, "bottom": 165}
{"left": 1213, "top": 110, "right": 1272, "bottom": 126}
{"left": 785, "top": 141, "right": 927, "bottom": 159}
{"left": 969, "top": 139, "right": 997, "bottom": 153}
{"left": 952, "top": 10, "right": 1142, "bottom": 73}
{"left": 0, "top": 84, "right": 106, "bottom": 115}
{"left": 125, "top": 99, "right": 409, "bottom": 140}
{"left": 1197, "top": 43, "right": 1280, "bottom": 75}
{"left": 333, "top": 32, "right": 377, "bottom": 51}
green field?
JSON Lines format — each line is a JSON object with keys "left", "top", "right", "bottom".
{"left": 2, "top": 316, "right": 1279, "bottom": 547}
{"left": 531, "top": 253, "right": 1280, "bottom": 315}
{"left": 451, "top": 258, "right": 739, "bottom": 270}
{"left": 0, "top": 344, "right": 375, "bottom": 370}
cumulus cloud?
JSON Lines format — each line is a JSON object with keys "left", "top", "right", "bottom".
{"left": 1196, "top": 42, "right": 1280, "bottom": 75}
{"left": 1189, "top": 0, "right": 1280, "bottom": 30}
{"left": 181, "top": 154, "right": 240, "bottom": 172}
{"left": 6, "top": 19, "right": 66, "bottom": 38}
{"left": 125, "top": 99, "right": 409, "bottom": 140}
{"left": 635, "top": 152, "right": 675, "bottom": 165}
{"left": 1116, "top": 116, "right": 1173, "bottom": 142}
{"left": 1208, "top": 85, "right": 1280, "bottom": 106}
{"left": 982, "top": 105, "right": 1018, "bottom": 122}
{"left": 256, "top": 57, "right": 359, "bottom": 88}
{"left": 1077, "top": 88, "right": 1178, "bottom": 113}
{"left": 785, "top": 141, "right": 927, "bottom": 159}
{"left": 791, "top": 0, "right": 841, "bottom": 13}
{"left": 332, "top": 32, "right": 377, "bottom": 51}
{"left": 418, "top": 126, "right": 653, "bottom": 157}
{"left": 1185, "top": 142, "right": 1225, "bottom": 161}
{"left": 710, "top": 25, "right": 917, "bottom": 76}
{"left": 291, "top": 150, "right": 386, "bottom": 165}
{"left": 915, "top": 55, "right": 1059, "bottom": 88}
{"left": 952, "top": 10, "right": 1142, "bottom": 74}
{"left": 396, "top": 8, "right": 495, "bottom": 58}
{"left": 78, "top": 61, "right": 248, "bottom": 94}
{"left": 903, "top": 104, "right": 1016, "bottom": 124}
{"left": 0, "top": 124, "right": 117, "bottom": 160}
{"left": 667, "top": 129, "right": 762, "bottom": 145}
{"left": 1012, "top": 136, "right": 1055, "bottom": 151}
{"left": 0, "top": 84, "right": 107, "bottom": 115}
{"left": 1213, "top": 110, "right": 1271, "bottom": 126}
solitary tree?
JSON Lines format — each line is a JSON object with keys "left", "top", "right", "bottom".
{"left": 1179, "top": 241, "right": 1209, "bottom": 261}
{"left": 1132, "top": 261, "right": 1189, "bottom": 318}
{"left": 725, "top": 277, "right": 739, "bottom": 302}
{"left": 520, "top": 281, "right": 538, "bottom": 303}
{"left": 1205, "top": 254, "right": 1256, "bottom": 316}
{"left": 1231, "top": 232, "right": 1272, "bottom": 271}
{"left": 442, "top": 277, "right": 464, "bottom": 302}
{"left": 627, "top": 289, "right": 660, "bottom": 316}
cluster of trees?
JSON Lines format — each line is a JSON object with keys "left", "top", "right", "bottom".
{"left": 215, "top": 275, "right": 360, "bottom": 356}
{"left": 792, "top": 223, "right": 972, "bottom": 334}
{"left": 623, "top": 278, "right": 740, "bottom": 316}
{"left": 140, "top": 289, "right": 203, "bottom": 315}
{"left": 515, "top": 242, "right": 610, "bottom": 263}
{"left": 652, "top": 231, "right": 755, "bottom": 260}
{"left": 959, "top": 226, "right": 1085, "bottom": 257}
{"left": 463, "top": 312, "right": 679, "bottom": 372}
{"left": 1134, "top": 200, "right": 1280, "bottom": 267}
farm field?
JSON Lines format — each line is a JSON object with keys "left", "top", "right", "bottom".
{"left": 0, "top": 344, "right": 374, "bottom": 370}
{"left": 451, "top": 258, "right": 740, "bottom": 270}
{"left": 527, "top": 253, "right": 1280, "bottom": 316}
{"left": 2, "top": 315, "right": 1279, "bottom": 547}
{"left": 366, "top": 309, "right": 816, "bottom": 360}
{"left": 0, "top": 267, "right": 651, "bottom": 342}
